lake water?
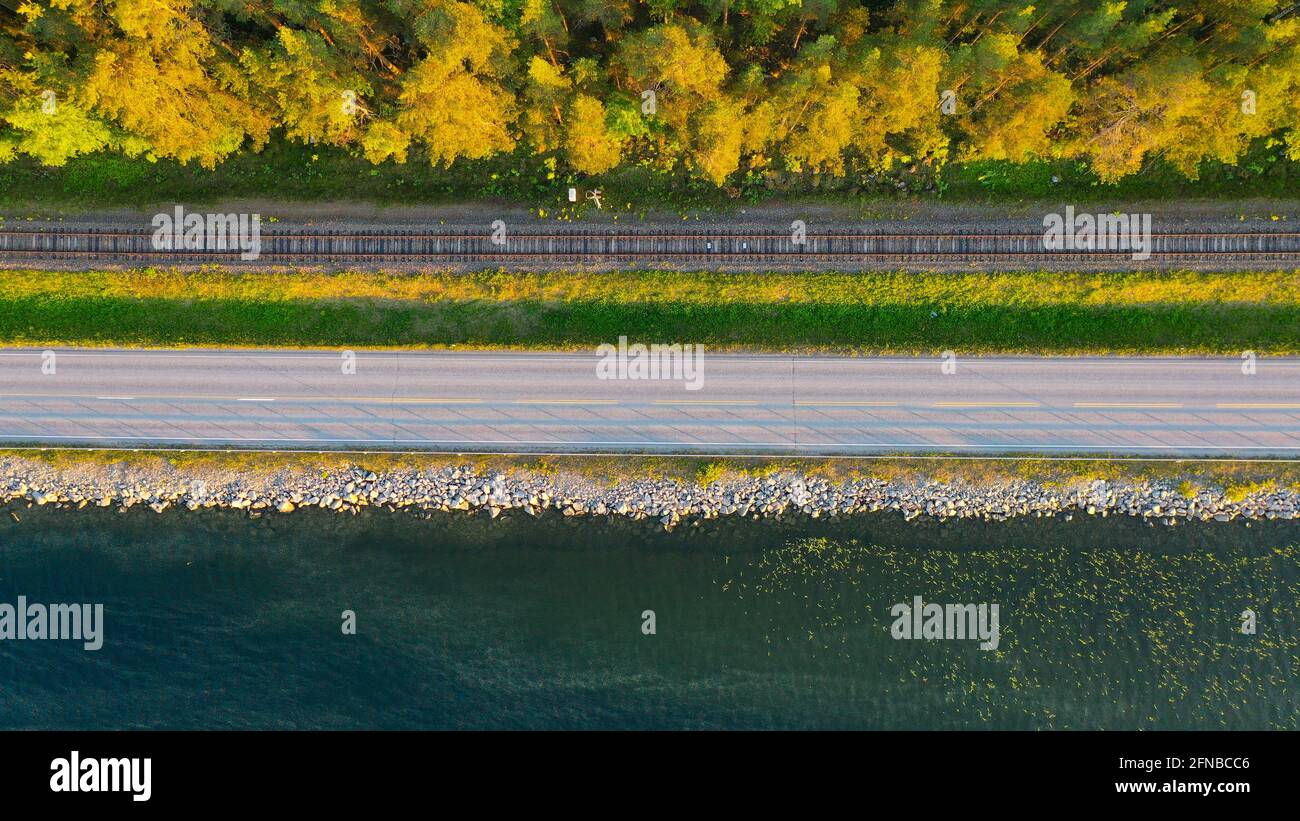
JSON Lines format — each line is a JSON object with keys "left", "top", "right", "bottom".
{"left": 1, "top": 507, "right": 1296, "bottom": 729}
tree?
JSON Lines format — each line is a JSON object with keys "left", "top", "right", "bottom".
{"left": 564, "top": 93, "right": 623, "bottom": 173}
{"left": 850, "top": 37, "right": 947, "bottom": 171}
{"left": 769, "top": 34, "right": 856, "bottom": 174}
{"left": 1070, "top": 51, "right": 1247, "bottom": 181}
{"left": 241, "top": 28, "right": 374, "bottom": 147}
{"left": 0, "top": 0, "right": 1295, "bottom": 190}
{"left": 385, "top": 0, "right": 518, "bottom": 166}
{"left": 945, "top": 35, "right": 1074, "bottom": 163}
{"left": 689, "top": 98, "right": 747, "bottom": 184}
{"left": 614, "top": 21, "right": 729, "bottom": 135}
{"left": 80, "top": 0, "right": 270, "bottom": 167}
{"left": 521, "top": 54, "right": 570, "bottom": 154}
{"left": 0, "top": 75, "right": 112, "bottom": 166}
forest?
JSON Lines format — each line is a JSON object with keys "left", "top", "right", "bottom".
{"left": 2, "top": 1, "right": 1299, "bottom": 191}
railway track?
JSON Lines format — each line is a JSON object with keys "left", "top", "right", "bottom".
{"left": 2, "top": 226, "right": 1300, "bottom": 264}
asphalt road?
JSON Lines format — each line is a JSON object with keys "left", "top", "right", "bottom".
{"left": 0, "top": 349, "right": 1297, "bottom": 456}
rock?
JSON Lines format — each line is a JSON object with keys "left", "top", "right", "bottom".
{"left": 0, "top": 461, "right": 1292, "bottom": 530}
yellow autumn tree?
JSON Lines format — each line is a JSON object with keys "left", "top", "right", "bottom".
{"left": 689, "top": 98, "right": 747, "bottom": 185}
{"left": 386, "top": 0, "right": 517, "bottom": 166}
{"left": 851, "top": 39, "right": 947, "bottom": 171}
{"left": 946, "top": 34, "right": 1074, "bottom": 164}
{"left": 0, "top": 71, "right": 112, "bottom": 166}
{"left": 521, "top": 55, "right": 570, "bottom": 154}
{"left": 563, "top": 93, "right": 623, "bottom": 174}
{"left": 770, "top": 36, "right": 859, "bottom": 175}
{"left": 241, "top": 28, "right": 374, "bottom": 147}
{"left": 81, "top": 0, "right": 270, "bottom": 167}
{"left": 1071, "top": 51, "right": 1247, "bottom": 182}
{"left": 614, "top": 20, "right": 729, "bottom": 163}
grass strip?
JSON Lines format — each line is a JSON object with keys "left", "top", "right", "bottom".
{"left": 0, "top": 268, "right": 1297, "bottom": 354}
{"left": 1, "top": 139, "right": 1298, "bottom": 212}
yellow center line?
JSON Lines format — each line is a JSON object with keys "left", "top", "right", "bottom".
{"left": 795, "top": 401, "right": 899, "bottom": 407}
{"left": 1216, "top": 403, "right": 1300, "bottom": 409}
{"left": 933, "top": 401, "right": 1040, "bottom": 408}
{"left": 379, "top": 397, "right": 482, "bottom": 404}
{"left": 4, "top": 393, "right": 482, "bottom": 404}
{"left": 652, "top": 400, "right": 761, "bottom": 406}
{"left": 1073, "top": 402, "right": 1184, "bottom": 409}
{"left": 512, "top": 399, "right": 620, "bottom": 405}
{"left": 0, "top": 392, "right": 244, "bottom": 402}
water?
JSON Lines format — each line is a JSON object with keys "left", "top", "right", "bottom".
{"left": 0, "top": 507, "right": 1296, "bottom": 729}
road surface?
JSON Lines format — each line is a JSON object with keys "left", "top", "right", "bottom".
{"left": 0, "top": 349, "right": 1297, "bottom": 456}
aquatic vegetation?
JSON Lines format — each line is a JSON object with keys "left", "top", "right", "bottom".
{"left": 720, "top": 537, "right": 1300, "bottom": 729}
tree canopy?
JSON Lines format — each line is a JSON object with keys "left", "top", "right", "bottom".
{"left": 2, "top": 0, "right": 1298, "bottom": 185}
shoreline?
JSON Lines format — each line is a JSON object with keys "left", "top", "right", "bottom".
{"left": 4, "top": 456, "right": 1296, "bottom": 529}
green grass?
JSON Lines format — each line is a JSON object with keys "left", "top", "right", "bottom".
{"left": 1, "top": 137, "right": 1299, "bottom": 214}
{"left": 939, "top": 147, "right": 1300, "bottom": 203}
{"left": 1, "top": 268, "right": 1297, "bottom": 354}
{"left": 0, "top": 140, "right": 737, "bottom": 215}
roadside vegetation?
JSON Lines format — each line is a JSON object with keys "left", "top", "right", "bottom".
{"left": 7, "top": 449, "right": 1300, "bottom": 495}
{"left": 3, "top": 2, "right": 1300, "bottom": 209}
{"left": 3, "top": 139, "right": 1299, "bottom": 215}
{"left": 0, "top": 268, "right": 1297, "bottom": 354}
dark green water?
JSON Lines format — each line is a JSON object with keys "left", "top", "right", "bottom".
{"left": 0, "top": 507, "right": 1296, "bottom": 729}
